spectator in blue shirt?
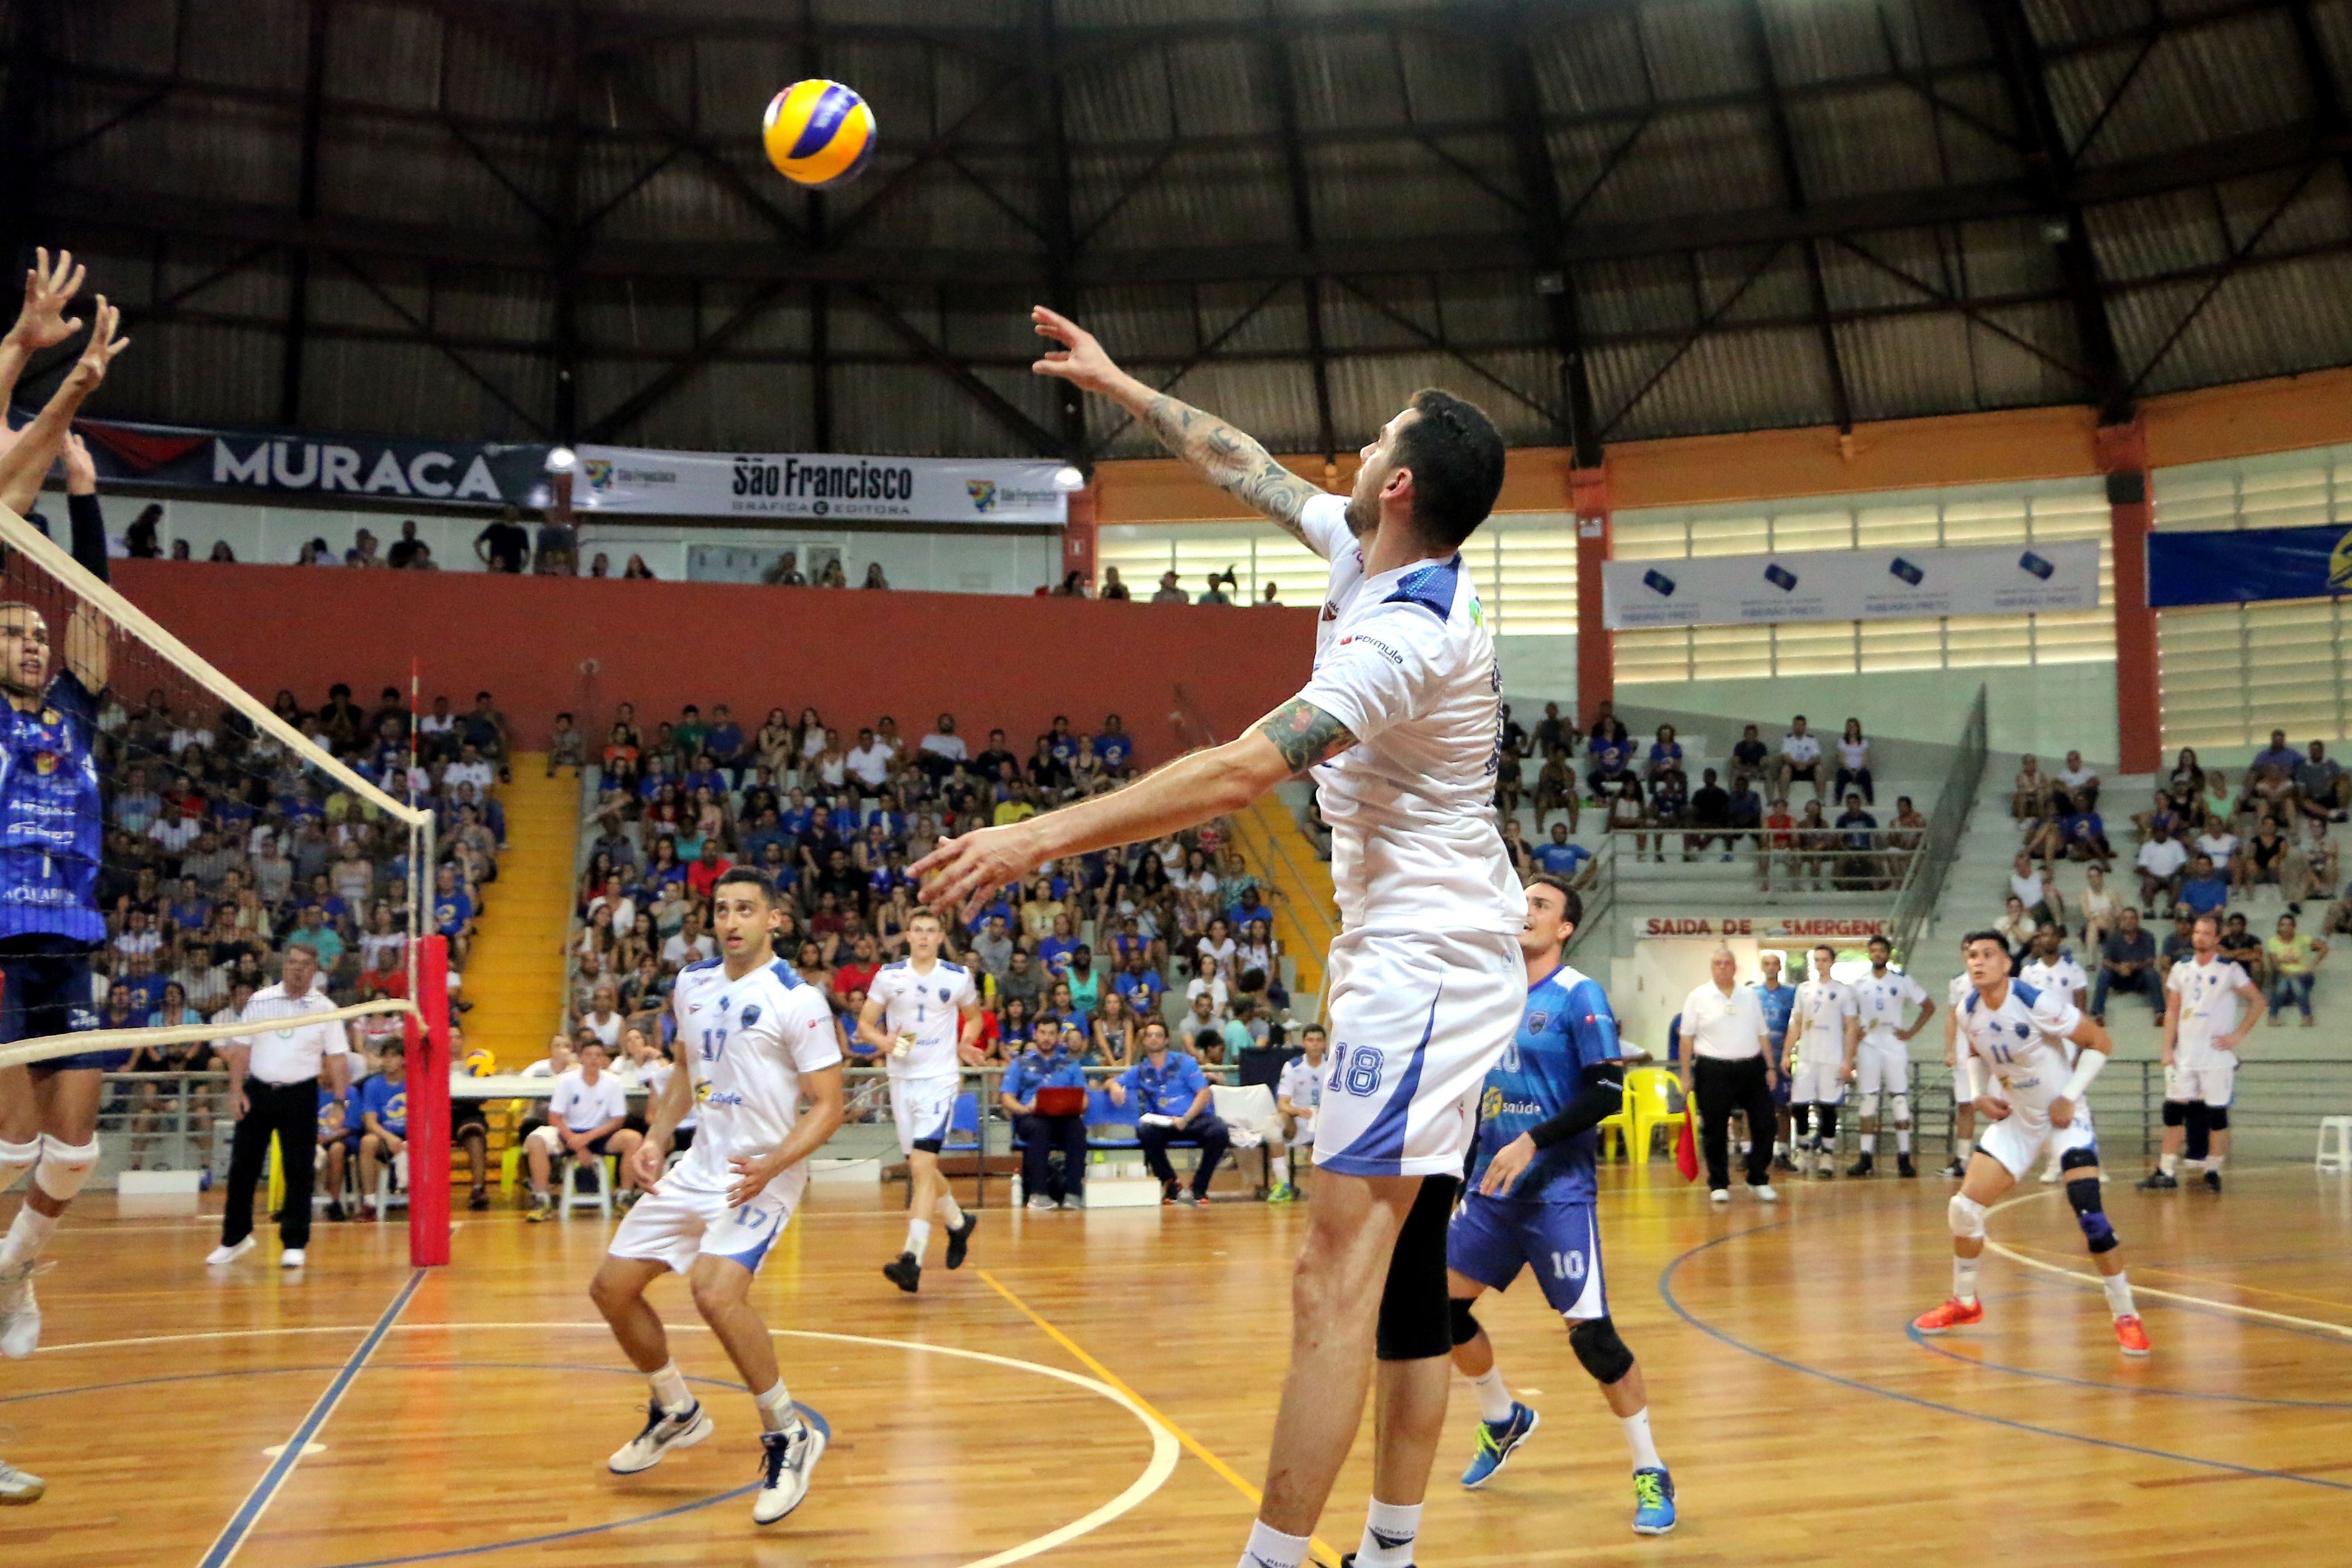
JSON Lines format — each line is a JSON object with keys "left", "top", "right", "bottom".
{"left": 356, "top": 1048, "right": 409, "bottom": 1219}
{"left": 1586, "top": 726, "right": 1633, "bottom": 798}
{"left": 1108, "top": 1019, "right": 1229, "bottom": 1204}
{"left": 1230, "top": 891, "right": 1275, "bottom": 933}
{"left": 2180, "top": 853, "right": 2229, "bottom": 917}
{"left": 780, "top": 789, "right": 817, "bottom": 840}
{"left": 703, "top": 703, "right": 745, "bottom": 771}
{"left": 1113, "top": 949, "right": 1167, "bottom": 1012}
{"left": 1001, "top": 1016, "right": 1091, "bottom": 1209}
{"left": 1094, "top": 715, "right": 1135, "bottom": 774}
{"left": 1039, "top": 913, "right": 1082, "bottom": 977}
{"left": 432, "top": 864, "right": 476, "bottom": 963}
{"left": 1530, "top": 822, "right": 1594, "bottom": 886}
{"left": 1645, "top": 723, "right": 1684, "bottom": 783}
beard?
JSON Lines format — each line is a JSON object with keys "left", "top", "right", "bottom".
{"left": 1343, "top": 489, "right": 1379, "bottom": 539}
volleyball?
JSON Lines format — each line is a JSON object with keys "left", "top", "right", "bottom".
{"left": 461, "top": 1046, "right": 496, "bottom": 1077}
{"left": 763, "top": 79, "right": 876, "bottom": 188}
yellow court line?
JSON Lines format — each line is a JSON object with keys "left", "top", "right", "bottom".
{"left": 1996, "top": 1235, "right": 2352, "bottom": 1318}
{"left": 1983, "top": 1190, "right": 2352, "bottom": 1340}
{"left": 979, "top": 1268, "right": 1346, "bottom": 1568}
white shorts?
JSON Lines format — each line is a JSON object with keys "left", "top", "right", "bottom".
{"left": 2167, "top": 1058, "right": 2236, "bottom": 1108}
{"left": 1788, "top": 1056, "right": 1845, "bottom": 1104}
{"left": 889, "top": 1071, "right": 961, "bottom": 1156}
{"left": 1855, "top": 1038, "right": 1909, "bottom": 1097}
{"left": 1313, "top": 926, "right": 1521, "bottom": 1179}
{"left": 1977, "top": 1102, "right": 2097, "bottom": 1180}
{"left": 607, "top": 1165, "right": 806, "bottom": 1276}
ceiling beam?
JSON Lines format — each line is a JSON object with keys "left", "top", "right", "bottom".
{"left": 1742, "top": 0, "right": 1853, "bottom": 435}
{"left": 1264, "top": 0, "right": 1336, "bottom": 466}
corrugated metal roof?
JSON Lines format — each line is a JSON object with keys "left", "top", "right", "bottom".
{"left": 2117, "top": 251, "right": 2352, "bottom": 395}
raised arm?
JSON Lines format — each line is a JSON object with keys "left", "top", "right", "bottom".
{"left": 1029, "top": 306, "right": 1325, "bottom": 545}
{"left": 0, "top": 249, "right": 86, "bottom": 430}
{"left": 0, "top": 297, "right": 129, "bottom": 517}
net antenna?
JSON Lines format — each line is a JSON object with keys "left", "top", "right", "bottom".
{"left": 0, "top": 500, "right": 432, "bottom": 1071}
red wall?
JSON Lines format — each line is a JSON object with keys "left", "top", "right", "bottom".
{"left": 114, "top": 562, "right": 1316, "bottom": 763}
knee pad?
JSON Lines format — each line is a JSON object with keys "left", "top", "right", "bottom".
{"left": 2059, "top": 1147, "right": 2099, "bottom": 1174}
{"left": 1948, "top": 1192, "right": 1987, "bottom": 1241}
{"left": 0, "top": 1136, "right": 37, "bottom": 1194}
{"left": 2206, "top": 1107, "right": 2229, "bottom": 1132}
{"left": 1449, "top": 1297, "right": 1482, "bottom": 1349}
{"left": 2161, "top": 1100, "right": 2188, "bottom": 1128}
{"left": 1858, "top": 1091, "right": 1881, "bottom": 1122}
{"left": 1891, "top": 1094, "right": 1912, "bottom": 1128}
{"left": 1569, "top": 1315, "right": 1636, "bottom": 1385}
{"left": 2182, "top": 1101, "right": 2209, "bottom": 1134}
{"left": 1376, "top": 1176, "right": 1456, "bottom": 1363}
{"left": 35, "top": 1135, "right": 98, "bottom": 1203}
{"left": 2063, "top": 1164, "right": 2118, "bottom": 1253}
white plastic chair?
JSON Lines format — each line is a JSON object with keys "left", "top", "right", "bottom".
{"left": 560, "top": 1151, "right": 613, "bottom": 1218}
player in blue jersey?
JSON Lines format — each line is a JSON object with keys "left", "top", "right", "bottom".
{"left": 1440, "top": 876, "right": 1676, "bottom": 1538}
{"left": 0, "top": 287, "right": 132, "bottom": 1378}
{"left": 1753, "top": 950, "right": 1798, "bottom": 1173}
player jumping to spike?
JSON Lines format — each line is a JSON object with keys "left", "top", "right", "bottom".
{"left": 1916, "top": 930, "right": 2150, "bottom": 1357}
{"left": 858, "top": 909, "right": 985, "bottom": 1291}
{"left": 587, "top": 869, "right": 845, "bottom": 1527}
{"left": 1443, "top": 876, "right": 1675, "bottom": 1537}
{"left": 917, "top": 307, "right": 1521, "bottom": 1568}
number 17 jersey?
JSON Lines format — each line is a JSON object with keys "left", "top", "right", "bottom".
{"left": 667, "top": 956, "right": 841, "bottom": 1190}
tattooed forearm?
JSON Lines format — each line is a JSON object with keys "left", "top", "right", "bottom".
{"left": 1257, "top": 698, "right": 1358, "bottom": 775}
{"left": 1140, "top": 392, "right": 1322, "bottom": 539}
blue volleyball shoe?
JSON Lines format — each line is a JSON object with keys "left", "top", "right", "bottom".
{"left": 1459, "top": 1400, "right": 1539, "bottom": 1488}
{"left": 1632, "top": 1466, "right": 1677, "bottom": 1535}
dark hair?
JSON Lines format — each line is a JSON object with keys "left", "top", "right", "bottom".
{"left": 2192, "top": 912, "right": 2220, "bottom": 933}
{"left": 1960, "top": 929, "right": 2007, "bottom": 952}
{"left": 712, "top": 867, "right": 776, "bottom": 904}
{"left": 1194, "top": 1028, "right": 1223, "bottom": 1051}
{"left": 1393, "top": 389, "right": 1505, "bottom": 548}
{"left": 1867, "top": 934, "right": 1892, "bottom": 950}
{"left": 1526, "top": 874, "right": 1583, "bottom": 930}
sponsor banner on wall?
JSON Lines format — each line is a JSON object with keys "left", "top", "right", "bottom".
{"left": 1601, "top": 539, "right": 2100, "bottom": 630}
{"left": 1635, "top": 915, "right": 1890, "bottom": 941}
{"left": 2147, "top": 523, "right": 2352, "bottom": 607}
{"left": 576, "top": 444, "right": 1068, "bottom": 524}
{"left": 73, "top": 418, "right": 550, "bottom": 507}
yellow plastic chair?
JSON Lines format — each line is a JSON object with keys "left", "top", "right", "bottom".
{"left": 1595, "top": 1077, "right": 1634, "bottom": 1161}
{"left": 1626, "top": 1066, "right": 1687, "bottom": 1170}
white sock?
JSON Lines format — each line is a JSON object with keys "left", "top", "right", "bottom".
{"left": 0, "top": 1204, "right": 58, "bottom": 1270}
{"left": 1354, "top": 1499, "right": 1421, "bottom": 1568}
{"left": 1954, "top": 1256, "right": 1980, "bottom": 1305}
{"left": 1467, "top": 1365, "right": 1513, "bottom": 1423}
{"left": 2159, "top": 1151, "right": 2178, "bottom": 1175}
{"left": 2103, "top": 1271, "right": 2136, "bottom": 1318}
{"left": 936, "top": 1193, "right": 965, "bottom": 1230}
{"left": 753, "top": 1380, "right": 798, "bottom": 1434}
{"left": 1896, "top": 1127, "right": 1913, "bottom": 1154}
{"left": 650, "top": 1361, "right": 690, "bottom": 1414}
{"left": 1956, "top": 1138, "right": 1972, "bottom": 1159}
{"left": 1236, "top": 1521, "right": 1310, "bottom": 1568}
{"left": 1620, "top": 1407, "right": 1663, "bottom": 1471}
{"left": 904, "top": 1218, "right": 932, "bottom": 1258}
{"left": 2206, "top": 1153, "right": 2224, "bottom": 1173}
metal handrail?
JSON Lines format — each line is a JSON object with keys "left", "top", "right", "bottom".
{"left": 1889, "top": 684, "right": 1988, "bottom": 964}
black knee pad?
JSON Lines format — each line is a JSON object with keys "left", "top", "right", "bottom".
{"left": 2059, "top": 1146, "right": 2099, "bottom": 1174}
{"left": 2205, "top": 1106, "right": 2229, "bottom": 1131}
{"left": 1376, "top": 1176, "right": 1457, "bottom": 1363}
{"left": 2161, "top": 1100, "right": 2189, "bottom": 1128}
{"left": 1449, "top": 1297, "right": 1481, "bottom": 1349}
{"left": 1569, "top": 1316, "right": 1635, "bottom": 1385}
{"left": 2183, "top": 1100, "right": 2212, "bottom": 1159}
{"left": 2062, "top": 1157, "right": 2118, "bottom": 1253}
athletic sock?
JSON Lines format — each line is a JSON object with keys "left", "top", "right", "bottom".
{"left": 904, "top": 1218, "right": 932, "bottom": 1258}
{"left": 2103, "top": 1271, "right": 2136, "bottom": 1318}
{"left": 1354, "top": 1499, "right": 1421, "bottom": 1568}
{"left": 1896, "top": 1127, "right": 1913, "bottom": 1154}
{"left": 2206, "top": 1153, "right": 2224, "bottom": 1173}
{"left": 2159, "top": 1152, "right": 2178, "bottom": 1176}
{"left": 936, "top": 1193, "right": 966, "bottom": 1230}
{"left": 753, "top": 1380, "right": 797, "bottom": 1434}
{"left": 1620, "top": 1407, "right": 1663, "bottom": 1471}
{"left": 1236, "top": 1521, "right": 1310, "bottom": 1568}
{"left": 1954, "top": 1256, "right": 1980, "bottom": 1305}
{"left": 1955, "top": 1137, "right": 1972, "bottom": 1161}
{"left": 1467, "top": 1365, "right": 1514, "bottom": 1423}
{"left": 0, "top": 1204, "right": 58, "bottom": 1270}
{"left": 650, "top": 1362, "right": 691, "bottom": 1415}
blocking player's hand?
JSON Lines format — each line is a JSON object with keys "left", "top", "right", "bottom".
{"left": 912, "top": 820, "right": 1045, "bottom": 923}
{"left": 627, "top": 1139, "right": 666, "bottom": 1190}
{"left": 1029, "top": 306, "right": 1125, "bottom": 394}
{"left": 1971, "top": 1094, "right": 2011, "bottom": 1121}
{"left": 2048, "top": 1096, "right": 2076, "bottom": 1128}
{"left": 9, "top": 246, "right": 85, "bottom": 350}
{"left": 726, "top": 1150, "right": 788, "bottom": 1208}
{"left": 1479, "top": 1133, "right": 1538, "bottom": 1198}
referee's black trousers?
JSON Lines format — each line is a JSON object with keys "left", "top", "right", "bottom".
{"left": 1693, "top": 1055, "right": 1776, "bottom": 1190}
{"left": 222, "top": 1077, "right": 321, "bottom": 1250}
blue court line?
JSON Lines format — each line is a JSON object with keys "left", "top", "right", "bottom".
{"left": 1902, "top": 1325, "right": 2352, "bottom": 1407}
{"left": 1657, "top": 1221, "right": 2352, "bottom": 1493}
{"left": 198, "top": 1267, "right": 427, "bottom": 1568}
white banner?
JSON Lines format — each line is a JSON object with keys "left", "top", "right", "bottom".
{"left": 576, "top": 445, "right": 1068, "bottom": 524}
{"left": 1601, "top": 539, "right": 2100, "bottom": 630}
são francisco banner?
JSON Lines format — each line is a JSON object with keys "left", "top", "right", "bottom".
{"left": 1601, "top": 540, "right": 2100, "bottom": 630}
{"left": 72, "top": 417, "right": 550, "bottom": 507}
{"left": 575, "top": 444, "right": 1068, "bottom": 525}
{"left": 2147, "top": 523, "right": 2352, "bottom": 607}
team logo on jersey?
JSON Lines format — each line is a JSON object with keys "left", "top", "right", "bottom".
{"left": 1481, "top": 1085, "right": 1503, "bottom": 1121}
{"left": 740, "top": 1005, "right": 762, "bottom": 1029}
{"left": 1526, "top": 1011, "right": 1550, "bottom": 1034}
{"left": 2014, "top": 1021, "right": 2030, "bottom": 1038}
{"left": 32, "top": 751, "right": 56, "bottom": 775}
{"left": 938, "top": 986, "right": 951, "bottom": 1002}
{"left": 695, "top": 1080, "right": 713, "bottom": 1103}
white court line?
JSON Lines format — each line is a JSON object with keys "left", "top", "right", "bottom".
{"left": 36, "top": 1318, "right": 1179, "bottom": 1567}
{"left": 1984, "top": 1189, "right": 2352, "bottom": 1340}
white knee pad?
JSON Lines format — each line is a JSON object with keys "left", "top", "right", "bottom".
{"left": 1858, "top": 1091, "right": 1881, "bottom": 1122}
{"left": 35, "top": 1134, "right": 98, "bottom": 1203}
{"left": 1891, "top": 1094, "right": 1912, "bottom": 1128}
{"left": 0, "top": 1136, "right": 38, "bottom": 1194}
{"left": 1948, "top": 1192, "right": 1987, "bottom": 1241}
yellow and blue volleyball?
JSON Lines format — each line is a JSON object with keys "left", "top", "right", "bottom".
{"left": 763, "top": 80, "right": 875, "bottom": 188}
{"left": 461, "top": 1046, "right": 496, "bottom": 1078}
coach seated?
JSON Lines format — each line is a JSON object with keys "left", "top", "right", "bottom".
{"left": 2090, "top": 908, "right": 2161, "bottom": 1020}
{"left": 1107, "top": 1019, "right": 1230, "bottom": 1206}
{"left": 1002, "top": 1017, "right": 1089, "bottom": 1210}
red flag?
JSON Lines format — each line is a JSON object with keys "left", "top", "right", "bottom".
{"left": 1673, "top": 1108, "right": 1700, "bottom": 1183}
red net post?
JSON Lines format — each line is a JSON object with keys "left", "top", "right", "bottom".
{"left": 407, "top": 935, "right": 452, "bottom": 1267}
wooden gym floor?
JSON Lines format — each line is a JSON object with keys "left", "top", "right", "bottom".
{"left": 2, "top": 1165, "right": 2348, "bottom": 1567}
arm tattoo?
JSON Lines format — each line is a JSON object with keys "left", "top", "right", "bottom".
{"left": 1140, "top": 392, "right": 1323, "bottom": 542}
{"left": 1257, "top": 699, "right": 1358, "bottom": 775}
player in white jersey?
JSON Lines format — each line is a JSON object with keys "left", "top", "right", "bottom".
{"left": 588, "top": 869, "right": 845, "bottom": 1528}
{"left": 1785, "top": 945, "right": 1858, "bottom": 1178}
{"left": 2017, "top": 927, "right": 2092, "bottom": 1184}
{"left": 917, "top": 307, "right": 1521, "bottom": 1568}
{"left": 856, "top": 909, "right": 983, "bottom": 1291}
{"left": 1937, "top": 964, "right": 1976, "bottom": 1178}
{"left": 1844, "top": 935, "right": 1933, "bottom": 1178}
{"left": 2140, "top": 913, "right": 2265, "bottom": 1194}
{"left": 1916, "top": 930, "right": 2151, "bottom": 1357}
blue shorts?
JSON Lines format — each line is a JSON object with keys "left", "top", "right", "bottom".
{"left": 0, "top": 941, "right": 124, "bottom": 1072}
{"left": 1446, "top": 1193, "right": 1608, "bottom": 1319}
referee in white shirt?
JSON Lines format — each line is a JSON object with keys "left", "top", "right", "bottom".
{"left": 209, "top": 944, "right": 350, "bottom": 1267}
{"left": 1680, "top": 948, "right": 1779, "bottom": 1201}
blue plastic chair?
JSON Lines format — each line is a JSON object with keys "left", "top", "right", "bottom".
{"left": 941, "top": 1091, "right": 982, "bottom": 1153}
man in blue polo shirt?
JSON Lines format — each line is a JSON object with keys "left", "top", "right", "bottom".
{"left": 1002, "top": 1017, "right": 1091, "bottom": 1210}
{"left": 1531, "top": 822, "right": 1594, "bottom": 887}
{"left": 1108, "top": 1018, "right": 1229, "bottom": 1205}
{"left": 1093, "top": 715, "right": 1135, "bottom": 776}
{"left": 2180, "top": 853, "right": 2229, "bottom": 918}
